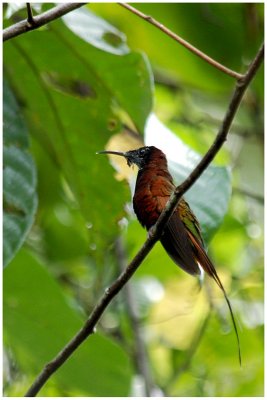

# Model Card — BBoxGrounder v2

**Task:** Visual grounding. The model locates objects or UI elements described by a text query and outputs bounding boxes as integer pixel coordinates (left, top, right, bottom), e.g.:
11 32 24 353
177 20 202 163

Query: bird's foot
147 225 157 240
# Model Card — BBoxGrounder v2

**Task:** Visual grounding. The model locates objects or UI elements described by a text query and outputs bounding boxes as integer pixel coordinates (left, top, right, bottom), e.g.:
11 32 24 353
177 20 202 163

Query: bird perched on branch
98 145 241 364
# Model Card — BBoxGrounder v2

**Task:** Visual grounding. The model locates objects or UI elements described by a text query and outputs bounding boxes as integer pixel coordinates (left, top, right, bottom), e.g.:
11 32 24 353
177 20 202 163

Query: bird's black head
97 146 160 170
123 146 155 169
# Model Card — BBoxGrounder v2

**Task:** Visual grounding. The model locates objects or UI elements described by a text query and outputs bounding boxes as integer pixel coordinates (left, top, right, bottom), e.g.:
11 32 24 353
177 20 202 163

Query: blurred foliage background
3 3 264 397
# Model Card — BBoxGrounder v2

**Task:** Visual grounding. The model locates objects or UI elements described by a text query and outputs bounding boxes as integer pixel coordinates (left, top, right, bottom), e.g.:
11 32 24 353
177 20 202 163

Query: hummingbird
98 145 241 364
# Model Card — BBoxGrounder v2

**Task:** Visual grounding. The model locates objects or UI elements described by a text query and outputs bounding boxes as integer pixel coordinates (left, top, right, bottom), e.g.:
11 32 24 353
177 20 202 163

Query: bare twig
26 3 34 25
3 3 87 42
233 187 264 205
118 3 244 80
24 43 263 397
115 237 155 396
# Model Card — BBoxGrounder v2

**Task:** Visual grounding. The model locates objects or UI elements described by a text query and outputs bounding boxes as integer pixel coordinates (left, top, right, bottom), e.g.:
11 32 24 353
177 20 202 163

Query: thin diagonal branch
24 43 263 397
233 187 264 205
118 3 244 80
3 3 87 42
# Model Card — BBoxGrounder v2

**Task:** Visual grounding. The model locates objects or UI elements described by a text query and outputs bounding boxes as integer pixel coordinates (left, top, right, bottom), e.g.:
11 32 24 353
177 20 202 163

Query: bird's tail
188 231 242 366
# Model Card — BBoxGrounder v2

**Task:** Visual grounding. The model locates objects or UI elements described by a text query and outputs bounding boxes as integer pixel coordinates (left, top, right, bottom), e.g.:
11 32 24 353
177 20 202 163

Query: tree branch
118 3 244 80
24 43 263 397
233 187 264 205
3 3 87 42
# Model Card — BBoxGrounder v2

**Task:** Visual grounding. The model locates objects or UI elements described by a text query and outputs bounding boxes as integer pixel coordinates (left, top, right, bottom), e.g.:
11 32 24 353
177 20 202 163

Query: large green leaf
3 79 38 267
145 114 231 243
3 12 153 258
61 7 153 133
3 249 132 396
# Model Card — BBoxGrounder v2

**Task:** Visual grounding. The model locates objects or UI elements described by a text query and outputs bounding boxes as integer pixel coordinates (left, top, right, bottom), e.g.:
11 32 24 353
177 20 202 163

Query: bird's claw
147 225 156 239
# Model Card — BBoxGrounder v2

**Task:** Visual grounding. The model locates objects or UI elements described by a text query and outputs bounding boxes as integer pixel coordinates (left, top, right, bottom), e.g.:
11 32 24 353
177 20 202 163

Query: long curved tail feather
188 231 242 366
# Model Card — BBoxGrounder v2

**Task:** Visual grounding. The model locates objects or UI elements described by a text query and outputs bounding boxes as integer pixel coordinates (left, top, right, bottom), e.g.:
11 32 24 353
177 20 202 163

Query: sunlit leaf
63 7 129 55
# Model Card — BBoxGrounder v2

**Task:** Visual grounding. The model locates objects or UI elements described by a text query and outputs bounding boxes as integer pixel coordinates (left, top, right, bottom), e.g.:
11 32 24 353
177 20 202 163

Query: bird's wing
161 212 201 276
186 229 222 287
178 198 204 246
177 198 224 286
178 198 225 285
153 191 200 275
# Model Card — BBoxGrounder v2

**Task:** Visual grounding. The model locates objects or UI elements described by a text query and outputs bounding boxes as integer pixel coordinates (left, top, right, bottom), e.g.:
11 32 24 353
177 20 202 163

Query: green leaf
4 30 124 258
4 13 153 258
3 79 38 267
4 249 132 396
61 10 153 132
62 7 129 55
145 115 231 243
89 51 153 134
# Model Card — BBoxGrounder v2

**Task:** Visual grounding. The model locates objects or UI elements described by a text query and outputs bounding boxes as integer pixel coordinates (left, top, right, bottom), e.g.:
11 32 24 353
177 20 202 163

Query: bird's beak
97 150 136 168
96 150 127 158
